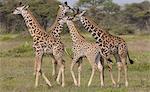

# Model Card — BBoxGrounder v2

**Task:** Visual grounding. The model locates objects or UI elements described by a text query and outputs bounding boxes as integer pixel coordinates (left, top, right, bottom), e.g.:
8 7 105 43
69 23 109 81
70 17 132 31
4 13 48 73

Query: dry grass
0 34 150 92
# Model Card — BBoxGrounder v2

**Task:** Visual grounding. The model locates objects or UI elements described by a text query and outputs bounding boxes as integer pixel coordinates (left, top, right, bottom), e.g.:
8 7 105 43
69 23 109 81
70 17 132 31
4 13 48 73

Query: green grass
0 34 19 41
0 34 150 92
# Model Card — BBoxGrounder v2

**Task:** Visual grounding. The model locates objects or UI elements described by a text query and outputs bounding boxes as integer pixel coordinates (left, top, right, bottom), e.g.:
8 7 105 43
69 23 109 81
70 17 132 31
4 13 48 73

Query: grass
0 33 150 92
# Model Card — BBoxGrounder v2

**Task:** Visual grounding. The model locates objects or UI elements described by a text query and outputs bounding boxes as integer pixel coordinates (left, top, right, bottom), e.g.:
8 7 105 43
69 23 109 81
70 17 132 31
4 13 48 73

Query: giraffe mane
48 7 63 31
68 21 85 40
27 9 45 31
84 16 107 34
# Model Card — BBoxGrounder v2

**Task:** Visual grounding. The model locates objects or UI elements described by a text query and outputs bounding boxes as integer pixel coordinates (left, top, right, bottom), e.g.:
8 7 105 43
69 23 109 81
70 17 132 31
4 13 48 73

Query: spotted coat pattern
74 14 134 87
59 17 104 87
12 4 73 87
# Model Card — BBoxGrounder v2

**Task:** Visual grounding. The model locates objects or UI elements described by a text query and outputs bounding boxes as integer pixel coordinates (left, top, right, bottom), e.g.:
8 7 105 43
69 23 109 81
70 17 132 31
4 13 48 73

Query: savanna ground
0 33 150 92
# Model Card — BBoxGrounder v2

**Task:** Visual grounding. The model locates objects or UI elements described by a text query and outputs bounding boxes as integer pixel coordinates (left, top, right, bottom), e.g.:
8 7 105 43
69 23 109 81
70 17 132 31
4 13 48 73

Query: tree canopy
0 0 149 34
0 0 60 33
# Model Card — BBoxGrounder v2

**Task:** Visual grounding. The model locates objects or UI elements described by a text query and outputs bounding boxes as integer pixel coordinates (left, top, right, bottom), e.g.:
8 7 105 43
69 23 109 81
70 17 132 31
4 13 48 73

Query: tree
124 1 150 31
0 0 60 33
103 0 120 14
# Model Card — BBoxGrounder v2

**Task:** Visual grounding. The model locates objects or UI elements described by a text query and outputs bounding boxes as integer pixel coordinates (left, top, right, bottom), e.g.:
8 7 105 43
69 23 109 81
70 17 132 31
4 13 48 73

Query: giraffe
58 16 104 87
12 3 73 87
72 9 134 87
48 2 74 78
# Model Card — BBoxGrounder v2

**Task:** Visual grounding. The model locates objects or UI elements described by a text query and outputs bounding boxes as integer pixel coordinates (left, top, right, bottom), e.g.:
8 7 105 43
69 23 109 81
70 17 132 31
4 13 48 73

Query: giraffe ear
73 8 79 15
64 1 68 5
80 10 86 16
23 5 29 9
19 2 23 6
77 8 80 14
59 5 62 8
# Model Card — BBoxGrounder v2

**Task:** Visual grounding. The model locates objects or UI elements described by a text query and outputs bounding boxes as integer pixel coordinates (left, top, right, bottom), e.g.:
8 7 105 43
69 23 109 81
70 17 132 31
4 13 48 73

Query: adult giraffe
48 1 74 81
13 2 73 87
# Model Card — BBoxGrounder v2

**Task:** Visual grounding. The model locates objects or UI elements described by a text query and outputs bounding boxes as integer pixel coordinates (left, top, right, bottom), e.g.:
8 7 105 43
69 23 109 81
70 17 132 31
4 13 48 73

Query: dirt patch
128 39 150 52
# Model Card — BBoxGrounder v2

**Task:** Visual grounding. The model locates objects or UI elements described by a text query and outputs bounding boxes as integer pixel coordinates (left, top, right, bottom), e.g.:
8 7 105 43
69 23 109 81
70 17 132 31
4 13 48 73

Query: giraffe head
58 2 74 17
72 8 86 21
13 4 29 15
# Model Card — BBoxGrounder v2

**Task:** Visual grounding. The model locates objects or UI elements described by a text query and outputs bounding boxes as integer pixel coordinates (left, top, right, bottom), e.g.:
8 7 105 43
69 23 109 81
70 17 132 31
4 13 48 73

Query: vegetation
77 0 150 34
0 34 150 92
0 0 150 92
0 0 60 33
0 0 150 34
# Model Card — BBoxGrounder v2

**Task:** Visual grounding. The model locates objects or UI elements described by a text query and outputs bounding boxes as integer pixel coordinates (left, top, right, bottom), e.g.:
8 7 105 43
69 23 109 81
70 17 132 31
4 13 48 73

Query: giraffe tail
65 48 73 59
127 51 134 64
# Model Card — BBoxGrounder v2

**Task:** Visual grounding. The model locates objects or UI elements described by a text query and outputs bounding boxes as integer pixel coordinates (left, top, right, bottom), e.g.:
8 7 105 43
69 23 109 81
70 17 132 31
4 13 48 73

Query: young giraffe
48 2 74 78
13 3 73 87
73 9 134 87
59 16 104 87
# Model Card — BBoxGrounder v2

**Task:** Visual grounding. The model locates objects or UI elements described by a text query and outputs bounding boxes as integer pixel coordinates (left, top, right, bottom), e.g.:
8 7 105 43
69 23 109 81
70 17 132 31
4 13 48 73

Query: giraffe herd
12 2 134 88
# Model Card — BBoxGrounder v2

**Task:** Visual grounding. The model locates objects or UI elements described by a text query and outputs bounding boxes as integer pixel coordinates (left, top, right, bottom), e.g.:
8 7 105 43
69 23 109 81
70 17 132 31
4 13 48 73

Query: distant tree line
0 0 150 34
0 0 60 33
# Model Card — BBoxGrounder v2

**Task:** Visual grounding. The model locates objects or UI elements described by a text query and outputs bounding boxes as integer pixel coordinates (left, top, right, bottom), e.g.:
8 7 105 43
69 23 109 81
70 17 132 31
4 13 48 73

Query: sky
113 0 149 5
58 0 150 6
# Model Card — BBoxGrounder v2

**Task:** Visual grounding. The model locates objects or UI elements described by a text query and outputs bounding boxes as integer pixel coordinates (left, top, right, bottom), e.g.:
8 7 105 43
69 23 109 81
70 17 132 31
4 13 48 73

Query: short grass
0 33 150 92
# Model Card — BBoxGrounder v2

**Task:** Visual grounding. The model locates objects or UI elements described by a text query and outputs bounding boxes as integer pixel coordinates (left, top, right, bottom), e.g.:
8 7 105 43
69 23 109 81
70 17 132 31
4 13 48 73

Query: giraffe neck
49 8 65 40
80 16 109 42
66 21 85 42
22 9 45 37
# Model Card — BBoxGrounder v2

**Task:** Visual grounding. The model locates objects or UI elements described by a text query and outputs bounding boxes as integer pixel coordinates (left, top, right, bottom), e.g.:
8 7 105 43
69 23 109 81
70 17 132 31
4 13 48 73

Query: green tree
103 0 120 14
0 0 60 33
124 1 150 31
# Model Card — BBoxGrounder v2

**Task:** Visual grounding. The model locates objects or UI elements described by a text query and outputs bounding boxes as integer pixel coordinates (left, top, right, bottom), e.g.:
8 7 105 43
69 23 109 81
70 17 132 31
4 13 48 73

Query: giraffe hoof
52 73 55 77
74 81 78 86
125 82 128 87
33 72 36 76
117 84 120 88
77 84 80 87
56 80 61 85
74 84 78 87
34 84 38 88
62 84 65 87
57 81 61 85
74 83 78 87
113 84 117 88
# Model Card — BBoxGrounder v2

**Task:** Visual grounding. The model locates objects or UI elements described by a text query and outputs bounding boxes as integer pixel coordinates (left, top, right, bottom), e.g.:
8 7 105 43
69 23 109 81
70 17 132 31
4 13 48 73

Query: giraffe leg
70 60 78 86
61 61 65 87
114 54 122 87
42 72 52 87
97 58 104 87
56 59 65 87
35 54 42 87
88 66 95 87
56 65 61 85
121 56 128 87
33 58 37 76
51 57 57 77
117 61 122 87
108 62 116 87
77 60 82 87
